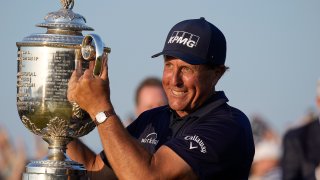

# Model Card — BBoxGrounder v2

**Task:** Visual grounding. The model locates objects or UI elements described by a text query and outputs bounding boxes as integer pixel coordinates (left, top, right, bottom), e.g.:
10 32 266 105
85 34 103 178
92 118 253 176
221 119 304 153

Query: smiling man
67 17 254 180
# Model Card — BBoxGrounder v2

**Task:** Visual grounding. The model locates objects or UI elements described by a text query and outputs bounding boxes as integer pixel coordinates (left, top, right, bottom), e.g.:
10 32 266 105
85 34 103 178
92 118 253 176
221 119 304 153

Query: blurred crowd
0 127 26 180
0 129 47 180
248 79 320 180
1 77 320 179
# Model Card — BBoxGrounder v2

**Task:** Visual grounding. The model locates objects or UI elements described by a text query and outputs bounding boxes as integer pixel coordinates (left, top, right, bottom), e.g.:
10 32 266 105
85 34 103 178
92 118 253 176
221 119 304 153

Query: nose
171 69 183 88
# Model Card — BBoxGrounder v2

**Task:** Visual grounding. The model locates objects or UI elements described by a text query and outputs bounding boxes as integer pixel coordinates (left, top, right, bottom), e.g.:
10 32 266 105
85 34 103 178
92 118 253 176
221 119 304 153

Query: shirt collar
169 91 229 119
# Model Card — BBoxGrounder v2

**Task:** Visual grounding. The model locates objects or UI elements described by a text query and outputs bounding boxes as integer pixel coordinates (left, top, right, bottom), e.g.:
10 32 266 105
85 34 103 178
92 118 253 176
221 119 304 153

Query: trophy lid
17 0 94 46
36 0 94 32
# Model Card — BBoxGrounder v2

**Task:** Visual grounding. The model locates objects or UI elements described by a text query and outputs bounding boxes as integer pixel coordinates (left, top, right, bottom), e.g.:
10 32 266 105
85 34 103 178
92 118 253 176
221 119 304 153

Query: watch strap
94 110 116 126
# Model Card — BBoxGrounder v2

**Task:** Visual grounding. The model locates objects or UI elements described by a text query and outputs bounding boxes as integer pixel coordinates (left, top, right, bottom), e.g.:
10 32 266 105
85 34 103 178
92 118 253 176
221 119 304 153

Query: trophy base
23 159 88 180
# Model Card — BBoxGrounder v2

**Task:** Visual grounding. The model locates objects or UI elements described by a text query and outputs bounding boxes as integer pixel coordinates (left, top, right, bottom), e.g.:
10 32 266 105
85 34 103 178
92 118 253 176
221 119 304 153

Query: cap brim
151 52 163 58
151 50 207 65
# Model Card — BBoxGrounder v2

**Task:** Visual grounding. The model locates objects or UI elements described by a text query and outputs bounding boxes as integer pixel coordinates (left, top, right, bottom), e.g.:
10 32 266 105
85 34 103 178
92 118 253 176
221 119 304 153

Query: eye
181 66 192 73
164 62 173 69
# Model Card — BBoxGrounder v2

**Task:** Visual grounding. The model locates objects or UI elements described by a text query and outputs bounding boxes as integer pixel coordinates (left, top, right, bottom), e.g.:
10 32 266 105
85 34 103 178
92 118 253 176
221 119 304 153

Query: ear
213 66 226 81
207 67 221 89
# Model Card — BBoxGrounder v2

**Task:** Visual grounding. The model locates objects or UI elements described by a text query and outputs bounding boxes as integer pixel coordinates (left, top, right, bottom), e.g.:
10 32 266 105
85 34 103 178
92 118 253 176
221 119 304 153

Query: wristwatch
94 110 115 126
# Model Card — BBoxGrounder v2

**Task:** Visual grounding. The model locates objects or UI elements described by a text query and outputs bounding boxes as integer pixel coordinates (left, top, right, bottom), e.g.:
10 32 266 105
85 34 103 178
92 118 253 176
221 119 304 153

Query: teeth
172 90 185 96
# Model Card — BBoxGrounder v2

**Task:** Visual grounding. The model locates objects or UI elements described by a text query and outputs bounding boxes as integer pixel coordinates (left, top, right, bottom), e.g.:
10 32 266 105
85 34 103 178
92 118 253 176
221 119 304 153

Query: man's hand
67 54 113 119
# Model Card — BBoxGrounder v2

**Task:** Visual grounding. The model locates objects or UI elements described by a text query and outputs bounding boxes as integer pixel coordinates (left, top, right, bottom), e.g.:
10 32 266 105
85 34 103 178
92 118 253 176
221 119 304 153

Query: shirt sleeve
164 114 248 179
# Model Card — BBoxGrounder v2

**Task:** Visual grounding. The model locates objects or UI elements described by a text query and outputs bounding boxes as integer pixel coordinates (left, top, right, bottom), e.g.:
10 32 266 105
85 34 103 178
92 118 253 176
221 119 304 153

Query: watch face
96 112 107 123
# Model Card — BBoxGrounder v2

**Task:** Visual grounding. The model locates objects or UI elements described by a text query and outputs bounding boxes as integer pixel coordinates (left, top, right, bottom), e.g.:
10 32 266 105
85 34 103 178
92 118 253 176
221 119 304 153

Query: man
250 116 282 180
281 79 320 180
67 17 254 179
0 126 26 180
134 77 167 117
123 77 167 127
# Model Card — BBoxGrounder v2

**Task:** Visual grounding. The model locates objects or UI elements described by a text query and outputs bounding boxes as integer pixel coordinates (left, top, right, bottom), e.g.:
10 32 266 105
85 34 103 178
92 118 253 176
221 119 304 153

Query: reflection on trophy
16 0 110 179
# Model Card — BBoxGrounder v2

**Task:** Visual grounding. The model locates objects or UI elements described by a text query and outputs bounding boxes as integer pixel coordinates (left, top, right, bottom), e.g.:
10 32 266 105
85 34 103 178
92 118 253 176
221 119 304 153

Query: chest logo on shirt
184 135 207 153
141 132 159 145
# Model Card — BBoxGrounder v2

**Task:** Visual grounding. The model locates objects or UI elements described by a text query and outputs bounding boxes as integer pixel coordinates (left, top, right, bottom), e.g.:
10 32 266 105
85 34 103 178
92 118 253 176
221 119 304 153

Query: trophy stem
43 136 71 161
23 136 88 180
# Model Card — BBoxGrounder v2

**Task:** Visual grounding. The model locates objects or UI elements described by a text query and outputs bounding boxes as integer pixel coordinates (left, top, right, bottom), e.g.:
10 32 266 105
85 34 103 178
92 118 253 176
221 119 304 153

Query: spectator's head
253 140 281 163
135 77 167 116
251 115 271 144
251 140 281 177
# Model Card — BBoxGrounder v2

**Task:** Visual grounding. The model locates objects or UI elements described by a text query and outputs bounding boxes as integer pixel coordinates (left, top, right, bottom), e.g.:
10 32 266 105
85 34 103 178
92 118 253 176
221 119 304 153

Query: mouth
171 89 187 97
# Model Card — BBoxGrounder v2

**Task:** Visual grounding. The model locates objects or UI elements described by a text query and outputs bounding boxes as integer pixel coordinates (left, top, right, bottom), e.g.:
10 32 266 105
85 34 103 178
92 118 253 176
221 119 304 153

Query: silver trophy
16 0 109 179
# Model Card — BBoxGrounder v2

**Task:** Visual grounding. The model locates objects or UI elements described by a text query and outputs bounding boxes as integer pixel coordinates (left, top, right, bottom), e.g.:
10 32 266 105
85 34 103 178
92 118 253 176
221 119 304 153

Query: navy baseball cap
152 17 226 65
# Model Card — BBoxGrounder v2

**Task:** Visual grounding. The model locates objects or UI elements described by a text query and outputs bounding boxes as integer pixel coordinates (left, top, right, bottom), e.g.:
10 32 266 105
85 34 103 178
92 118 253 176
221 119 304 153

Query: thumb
100 53 109 81
69 70 80 85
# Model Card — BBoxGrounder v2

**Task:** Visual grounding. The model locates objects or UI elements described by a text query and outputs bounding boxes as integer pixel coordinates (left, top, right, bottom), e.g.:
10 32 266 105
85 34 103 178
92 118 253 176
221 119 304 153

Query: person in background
0 126 26 180
0 125 48 180
134 77 168 117
123 77 168 127
250 116 282 180
281 79 320 180
67 17 254 179
33 136 49 160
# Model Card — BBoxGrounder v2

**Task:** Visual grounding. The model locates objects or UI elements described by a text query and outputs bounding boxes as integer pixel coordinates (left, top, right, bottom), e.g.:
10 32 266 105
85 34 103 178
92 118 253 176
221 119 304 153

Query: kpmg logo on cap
168 31 200 48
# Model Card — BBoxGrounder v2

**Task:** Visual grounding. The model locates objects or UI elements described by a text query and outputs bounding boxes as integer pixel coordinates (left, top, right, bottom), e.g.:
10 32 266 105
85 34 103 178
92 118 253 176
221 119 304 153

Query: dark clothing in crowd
282 118 320 180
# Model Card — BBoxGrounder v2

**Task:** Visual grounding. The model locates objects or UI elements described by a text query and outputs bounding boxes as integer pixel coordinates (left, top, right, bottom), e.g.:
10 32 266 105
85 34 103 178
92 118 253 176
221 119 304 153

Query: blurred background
0 0 319 159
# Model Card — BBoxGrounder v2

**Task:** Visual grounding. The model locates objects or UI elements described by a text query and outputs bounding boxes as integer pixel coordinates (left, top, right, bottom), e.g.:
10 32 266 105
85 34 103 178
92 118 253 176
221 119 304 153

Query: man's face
136 86 167 116
162 56 221 117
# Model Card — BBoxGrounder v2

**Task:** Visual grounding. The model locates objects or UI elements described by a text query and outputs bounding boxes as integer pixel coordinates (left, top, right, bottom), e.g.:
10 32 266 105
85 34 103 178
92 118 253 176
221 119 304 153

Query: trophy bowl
16 0 109 179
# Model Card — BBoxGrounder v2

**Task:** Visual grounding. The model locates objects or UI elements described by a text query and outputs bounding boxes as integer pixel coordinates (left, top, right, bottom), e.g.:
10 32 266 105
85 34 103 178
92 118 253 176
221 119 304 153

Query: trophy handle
81 34 110 76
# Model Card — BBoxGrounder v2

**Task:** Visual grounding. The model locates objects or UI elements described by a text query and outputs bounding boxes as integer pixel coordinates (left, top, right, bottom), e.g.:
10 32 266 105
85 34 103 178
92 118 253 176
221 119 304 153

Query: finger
86 61 95 77
75 58 83 74
100 53 109 81
89 61 95 71
68 71 80 86
83 68 94 79
67 71 80 102
75 48 83 72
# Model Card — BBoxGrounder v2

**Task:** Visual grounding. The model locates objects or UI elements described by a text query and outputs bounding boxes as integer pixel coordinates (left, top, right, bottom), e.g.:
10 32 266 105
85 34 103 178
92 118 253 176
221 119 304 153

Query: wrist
93 109 116 126
88 101 114 120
